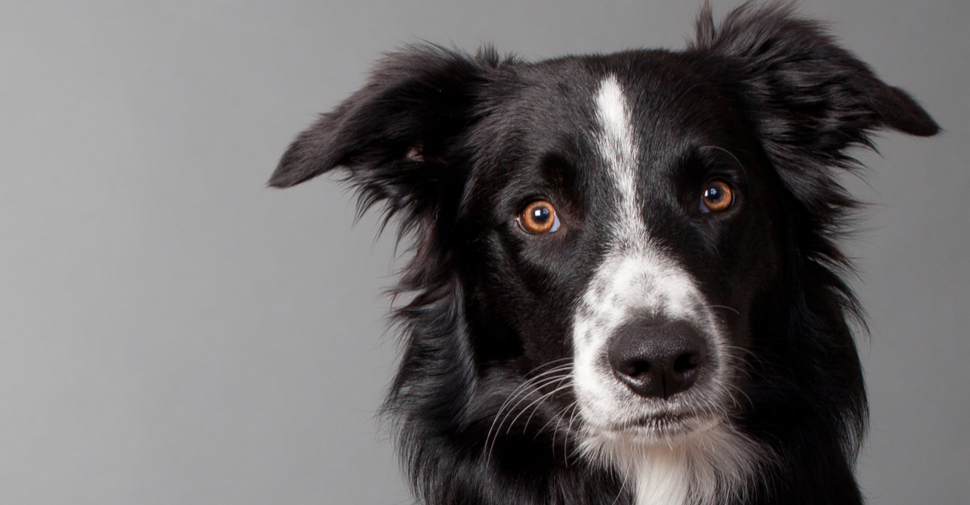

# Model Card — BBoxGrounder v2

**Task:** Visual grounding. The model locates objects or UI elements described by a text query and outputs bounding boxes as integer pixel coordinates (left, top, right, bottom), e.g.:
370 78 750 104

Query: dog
269 3 938 504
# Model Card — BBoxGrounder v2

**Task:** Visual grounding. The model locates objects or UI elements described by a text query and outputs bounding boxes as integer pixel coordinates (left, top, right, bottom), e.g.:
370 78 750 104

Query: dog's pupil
705 186 722 202
532 207 550 222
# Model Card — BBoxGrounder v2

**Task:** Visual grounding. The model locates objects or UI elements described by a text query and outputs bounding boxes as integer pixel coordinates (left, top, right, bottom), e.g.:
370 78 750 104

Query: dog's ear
270 45 504 224
691 3 939 208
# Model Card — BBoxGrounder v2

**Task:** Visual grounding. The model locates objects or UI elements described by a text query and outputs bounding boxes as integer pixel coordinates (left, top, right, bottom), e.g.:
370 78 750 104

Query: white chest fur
630 446 691 505
593 425 763 505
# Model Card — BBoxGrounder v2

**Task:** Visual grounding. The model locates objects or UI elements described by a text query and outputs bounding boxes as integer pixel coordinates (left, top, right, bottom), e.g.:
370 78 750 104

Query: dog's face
270 6 938 494
454 59 779 453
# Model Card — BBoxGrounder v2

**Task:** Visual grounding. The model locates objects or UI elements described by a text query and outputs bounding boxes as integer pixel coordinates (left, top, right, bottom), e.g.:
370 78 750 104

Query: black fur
270 3 938 504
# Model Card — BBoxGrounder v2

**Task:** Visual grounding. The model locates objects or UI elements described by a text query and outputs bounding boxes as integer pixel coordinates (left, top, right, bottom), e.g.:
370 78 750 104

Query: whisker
497 370 572 426
565 403 583 465
546 401 574 458
721 344 765 370
707 303 740 316
522 380 574 434
487 376 566 460
609 466 629 505
726 382 756 409
488 364 573 438
521 358 573 378
484 365 574 463
507 377 573 435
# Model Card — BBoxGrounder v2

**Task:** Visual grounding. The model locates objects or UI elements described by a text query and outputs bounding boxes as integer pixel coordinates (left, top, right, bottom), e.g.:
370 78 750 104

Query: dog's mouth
587 409 719 443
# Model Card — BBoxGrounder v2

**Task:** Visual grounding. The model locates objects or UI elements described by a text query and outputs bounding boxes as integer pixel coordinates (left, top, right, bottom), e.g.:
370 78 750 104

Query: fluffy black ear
270 45 506 225
691 2 940 209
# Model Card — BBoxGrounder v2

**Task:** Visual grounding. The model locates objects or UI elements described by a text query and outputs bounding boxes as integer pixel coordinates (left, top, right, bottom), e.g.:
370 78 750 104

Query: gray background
1 1 966 504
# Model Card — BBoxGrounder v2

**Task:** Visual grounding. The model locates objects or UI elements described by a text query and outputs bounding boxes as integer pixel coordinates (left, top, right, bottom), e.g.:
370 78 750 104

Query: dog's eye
518 200 561 235
700 180 734 214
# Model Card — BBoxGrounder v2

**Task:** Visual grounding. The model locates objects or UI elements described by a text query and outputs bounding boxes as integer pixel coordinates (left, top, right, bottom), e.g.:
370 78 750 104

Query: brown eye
700 180 734 213
518 200 561 235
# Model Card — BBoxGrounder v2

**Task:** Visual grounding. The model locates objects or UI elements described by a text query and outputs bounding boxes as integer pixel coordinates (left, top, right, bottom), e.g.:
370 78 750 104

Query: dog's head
271 2 937 483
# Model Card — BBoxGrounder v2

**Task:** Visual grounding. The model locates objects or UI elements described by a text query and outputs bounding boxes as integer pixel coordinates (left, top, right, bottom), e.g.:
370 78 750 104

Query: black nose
607 319 708 400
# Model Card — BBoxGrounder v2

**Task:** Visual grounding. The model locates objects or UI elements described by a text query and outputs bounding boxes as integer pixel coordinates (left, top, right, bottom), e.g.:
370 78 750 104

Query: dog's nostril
607 319 708 400
673 352 702 373
617 359 652 378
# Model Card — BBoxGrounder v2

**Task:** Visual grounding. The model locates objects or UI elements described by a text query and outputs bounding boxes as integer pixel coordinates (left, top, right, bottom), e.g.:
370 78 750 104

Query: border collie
270 3 938 504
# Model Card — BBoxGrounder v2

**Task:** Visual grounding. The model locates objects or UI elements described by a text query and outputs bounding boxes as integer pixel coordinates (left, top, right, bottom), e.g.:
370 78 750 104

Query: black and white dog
270 3 938 504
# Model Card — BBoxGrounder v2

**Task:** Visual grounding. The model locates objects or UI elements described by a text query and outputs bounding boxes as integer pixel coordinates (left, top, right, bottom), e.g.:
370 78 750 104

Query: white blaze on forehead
594 74 641 242
595 75 637 172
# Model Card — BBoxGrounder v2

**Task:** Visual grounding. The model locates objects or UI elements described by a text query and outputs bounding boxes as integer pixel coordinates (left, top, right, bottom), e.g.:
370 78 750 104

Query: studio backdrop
1 1 966 504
